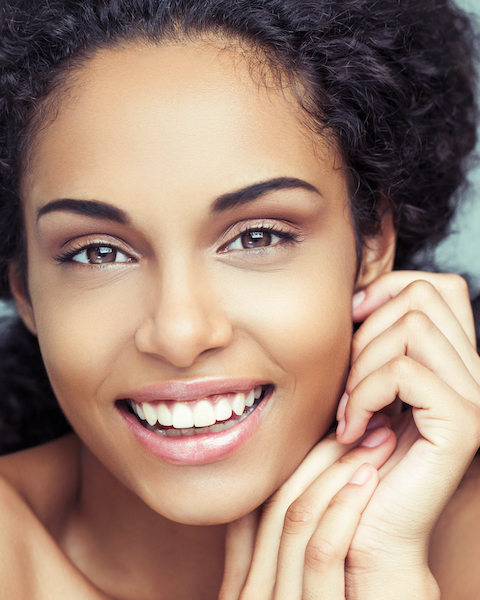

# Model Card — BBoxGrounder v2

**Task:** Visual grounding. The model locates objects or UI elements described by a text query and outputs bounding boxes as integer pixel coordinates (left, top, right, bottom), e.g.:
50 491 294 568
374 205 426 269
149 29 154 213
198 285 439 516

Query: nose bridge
135 255 233 368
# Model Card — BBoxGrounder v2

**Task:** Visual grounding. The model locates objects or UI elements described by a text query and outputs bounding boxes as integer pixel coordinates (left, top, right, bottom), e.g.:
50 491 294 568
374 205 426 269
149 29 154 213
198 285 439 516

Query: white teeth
193 400 217 427
172 402 194 429
246 389 255 407
215 398 233 421
157 403 173 427
232 392 246 416
132 385 266 432
143 402 158 426
136 403 146 421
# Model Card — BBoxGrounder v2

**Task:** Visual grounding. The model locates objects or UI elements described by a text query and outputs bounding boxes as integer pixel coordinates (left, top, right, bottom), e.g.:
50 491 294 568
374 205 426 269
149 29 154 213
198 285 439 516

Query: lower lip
118 391 271 465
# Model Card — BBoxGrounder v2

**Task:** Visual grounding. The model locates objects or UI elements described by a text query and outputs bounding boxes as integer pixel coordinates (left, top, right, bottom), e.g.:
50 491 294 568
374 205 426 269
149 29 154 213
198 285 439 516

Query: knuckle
284 498 318 533
399 309 433 333
444 273 469 295
305 536 340 569
406 278 438 302
387 354 412 379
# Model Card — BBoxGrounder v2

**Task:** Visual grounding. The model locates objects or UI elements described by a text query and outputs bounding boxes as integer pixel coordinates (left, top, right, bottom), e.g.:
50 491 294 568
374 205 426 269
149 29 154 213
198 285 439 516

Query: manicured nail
352 290 366 311
360 427 390 448
336 416 346 437
349 463 374 485
336 392 349 421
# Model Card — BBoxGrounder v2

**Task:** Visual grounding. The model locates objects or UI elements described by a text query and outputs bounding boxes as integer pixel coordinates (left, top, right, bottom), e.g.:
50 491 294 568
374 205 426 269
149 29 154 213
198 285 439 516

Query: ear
355 211 396 291
8 263 37 335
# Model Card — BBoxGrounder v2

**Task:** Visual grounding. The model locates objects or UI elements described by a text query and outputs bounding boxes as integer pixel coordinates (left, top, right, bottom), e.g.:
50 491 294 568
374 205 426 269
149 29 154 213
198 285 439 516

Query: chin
154 492 263 526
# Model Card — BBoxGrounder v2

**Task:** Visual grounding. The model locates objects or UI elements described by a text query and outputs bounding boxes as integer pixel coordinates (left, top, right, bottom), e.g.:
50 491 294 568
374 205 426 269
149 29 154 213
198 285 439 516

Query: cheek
223 251 354 372
222 254 354 431
218 269 353 497
30 273 142 412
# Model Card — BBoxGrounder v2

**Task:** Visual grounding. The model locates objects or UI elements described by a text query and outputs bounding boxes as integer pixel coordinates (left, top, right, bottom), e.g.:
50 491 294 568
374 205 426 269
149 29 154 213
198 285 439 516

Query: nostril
134 305 233 368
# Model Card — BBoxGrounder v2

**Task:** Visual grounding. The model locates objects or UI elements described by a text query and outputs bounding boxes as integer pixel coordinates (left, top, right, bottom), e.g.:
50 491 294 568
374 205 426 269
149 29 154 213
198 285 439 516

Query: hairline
17 28 363 296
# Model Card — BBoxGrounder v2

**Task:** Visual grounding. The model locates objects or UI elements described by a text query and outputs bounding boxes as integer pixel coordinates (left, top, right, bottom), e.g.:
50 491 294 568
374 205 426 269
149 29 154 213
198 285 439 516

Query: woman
0 0 479 598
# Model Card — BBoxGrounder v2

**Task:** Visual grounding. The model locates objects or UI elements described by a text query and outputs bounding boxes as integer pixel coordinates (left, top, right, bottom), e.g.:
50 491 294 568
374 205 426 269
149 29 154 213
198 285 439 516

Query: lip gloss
117 379 272 465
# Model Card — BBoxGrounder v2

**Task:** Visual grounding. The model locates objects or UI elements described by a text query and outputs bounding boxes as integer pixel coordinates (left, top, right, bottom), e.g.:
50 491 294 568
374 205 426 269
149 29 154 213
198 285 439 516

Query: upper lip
120 378 267 403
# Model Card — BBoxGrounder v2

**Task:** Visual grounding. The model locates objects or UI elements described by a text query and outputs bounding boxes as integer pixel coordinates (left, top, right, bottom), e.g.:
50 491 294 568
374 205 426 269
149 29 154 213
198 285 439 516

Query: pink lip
117 378 272 465
121 377 266 403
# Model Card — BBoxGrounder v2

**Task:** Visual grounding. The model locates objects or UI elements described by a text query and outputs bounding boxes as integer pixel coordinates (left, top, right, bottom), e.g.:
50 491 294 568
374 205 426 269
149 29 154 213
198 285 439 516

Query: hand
219 424 397 599
339 272 480 599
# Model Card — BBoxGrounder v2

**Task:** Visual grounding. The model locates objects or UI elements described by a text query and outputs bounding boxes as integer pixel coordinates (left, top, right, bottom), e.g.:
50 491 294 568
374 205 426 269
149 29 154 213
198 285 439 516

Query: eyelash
220 224 299 253
54 243 133 265
54 224 299 266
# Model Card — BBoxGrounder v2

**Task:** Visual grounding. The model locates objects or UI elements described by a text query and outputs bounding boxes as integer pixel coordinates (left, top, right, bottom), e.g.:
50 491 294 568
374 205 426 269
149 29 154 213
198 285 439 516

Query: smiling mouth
125 384 271 437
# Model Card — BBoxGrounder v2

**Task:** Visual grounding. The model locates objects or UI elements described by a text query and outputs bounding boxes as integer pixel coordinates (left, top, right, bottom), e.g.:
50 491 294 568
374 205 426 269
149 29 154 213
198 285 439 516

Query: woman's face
18 42 358 524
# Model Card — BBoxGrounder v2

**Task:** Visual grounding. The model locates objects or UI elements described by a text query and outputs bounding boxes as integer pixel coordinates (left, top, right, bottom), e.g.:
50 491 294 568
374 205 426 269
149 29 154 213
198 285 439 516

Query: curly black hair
0 0 478 452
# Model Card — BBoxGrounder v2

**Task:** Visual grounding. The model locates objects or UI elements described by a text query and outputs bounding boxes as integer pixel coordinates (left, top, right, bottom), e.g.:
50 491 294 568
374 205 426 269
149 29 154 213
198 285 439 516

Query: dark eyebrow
211 177 321 213
36 178 319 222
36 199 129 225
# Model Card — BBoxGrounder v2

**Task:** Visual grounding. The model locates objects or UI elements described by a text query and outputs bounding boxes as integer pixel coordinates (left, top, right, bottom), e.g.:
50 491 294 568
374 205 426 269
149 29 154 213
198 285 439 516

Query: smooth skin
1 40 480 599
218 271 480 600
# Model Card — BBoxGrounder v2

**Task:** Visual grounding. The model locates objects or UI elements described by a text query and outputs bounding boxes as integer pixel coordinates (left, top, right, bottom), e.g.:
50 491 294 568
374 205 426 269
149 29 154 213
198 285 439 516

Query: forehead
22 42 345 215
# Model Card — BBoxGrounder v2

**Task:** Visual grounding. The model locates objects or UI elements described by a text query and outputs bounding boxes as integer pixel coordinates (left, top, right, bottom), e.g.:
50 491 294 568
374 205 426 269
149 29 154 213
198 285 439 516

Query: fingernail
336 392 349 421
360 427 390 448
349 463 374 485
352 290 366 311
336 416 346 437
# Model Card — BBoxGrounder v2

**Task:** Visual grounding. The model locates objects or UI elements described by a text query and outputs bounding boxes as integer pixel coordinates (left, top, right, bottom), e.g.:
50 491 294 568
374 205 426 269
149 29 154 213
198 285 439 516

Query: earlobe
355 211 396 291
8 263 37 335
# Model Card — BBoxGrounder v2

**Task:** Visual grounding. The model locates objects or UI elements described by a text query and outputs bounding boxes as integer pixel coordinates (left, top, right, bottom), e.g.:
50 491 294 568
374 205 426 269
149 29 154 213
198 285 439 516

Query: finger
301 464 379 600
353 272 475 347
219 510 260 600
346 310 480 406
351 279 479 378
243 436 357 596
338 355 480 453
274 428 395 600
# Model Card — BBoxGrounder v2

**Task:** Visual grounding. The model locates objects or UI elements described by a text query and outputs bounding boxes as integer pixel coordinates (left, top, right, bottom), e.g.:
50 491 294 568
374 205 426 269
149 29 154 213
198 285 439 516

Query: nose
134 267 233 369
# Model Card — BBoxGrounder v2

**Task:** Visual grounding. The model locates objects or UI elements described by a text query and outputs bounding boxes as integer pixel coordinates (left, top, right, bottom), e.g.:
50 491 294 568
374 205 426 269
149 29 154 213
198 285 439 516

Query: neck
60 443 226 600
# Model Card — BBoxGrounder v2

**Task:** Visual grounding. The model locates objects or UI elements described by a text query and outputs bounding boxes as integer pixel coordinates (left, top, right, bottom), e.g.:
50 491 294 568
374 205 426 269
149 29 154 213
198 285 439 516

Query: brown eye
222 228 291 253
87 246 116 264
241 231 272 248
70 245 131 264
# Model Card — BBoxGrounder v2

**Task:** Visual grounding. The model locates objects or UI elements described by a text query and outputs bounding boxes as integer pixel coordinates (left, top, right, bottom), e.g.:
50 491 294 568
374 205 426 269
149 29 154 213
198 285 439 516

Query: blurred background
424 0 480 290
1 0 480 319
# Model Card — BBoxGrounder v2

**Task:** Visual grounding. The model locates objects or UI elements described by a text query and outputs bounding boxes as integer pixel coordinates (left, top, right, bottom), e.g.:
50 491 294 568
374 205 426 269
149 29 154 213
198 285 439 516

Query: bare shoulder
430 453 480 599
0 434 81 530
0 473 44 597
0 435 109 599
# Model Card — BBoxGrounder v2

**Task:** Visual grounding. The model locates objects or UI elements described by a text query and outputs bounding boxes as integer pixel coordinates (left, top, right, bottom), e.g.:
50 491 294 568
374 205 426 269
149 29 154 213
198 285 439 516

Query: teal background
1 0 480 318
433 0 480 288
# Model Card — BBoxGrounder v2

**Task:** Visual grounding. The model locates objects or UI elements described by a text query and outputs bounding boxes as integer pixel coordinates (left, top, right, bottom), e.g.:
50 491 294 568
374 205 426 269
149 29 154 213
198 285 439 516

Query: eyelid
72 246 132 264
54 235 138 264
217 219 300 252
